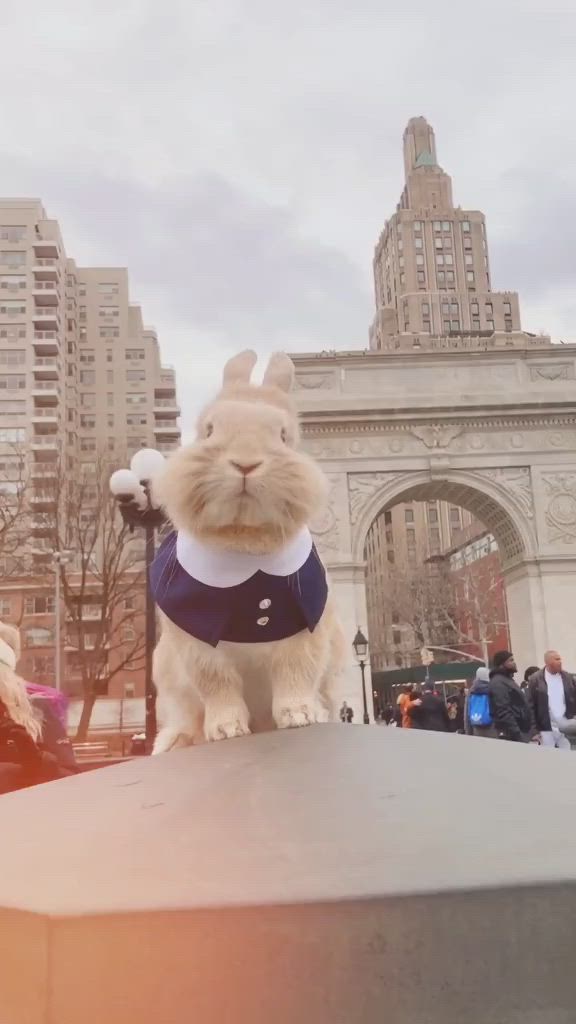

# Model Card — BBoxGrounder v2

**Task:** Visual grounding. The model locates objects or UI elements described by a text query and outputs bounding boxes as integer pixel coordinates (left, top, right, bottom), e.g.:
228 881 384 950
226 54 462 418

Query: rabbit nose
230 460 262 476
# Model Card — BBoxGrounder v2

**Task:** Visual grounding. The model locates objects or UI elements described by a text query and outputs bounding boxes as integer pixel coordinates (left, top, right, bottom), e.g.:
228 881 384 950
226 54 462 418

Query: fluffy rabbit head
157 350 327 553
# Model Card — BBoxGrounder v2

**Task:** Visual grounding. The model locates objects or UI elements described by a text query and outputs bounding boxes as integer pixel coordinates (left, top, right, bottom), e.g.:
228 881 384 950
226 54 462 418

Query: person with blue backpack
466 667 497 738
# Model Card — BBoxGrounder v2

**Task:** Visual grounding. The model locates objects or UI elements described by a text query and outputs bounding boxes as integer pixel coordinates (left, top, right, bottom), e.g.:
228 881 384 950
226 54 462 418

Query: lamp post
352 626 370 725
109 448 168 754
53 549 74 693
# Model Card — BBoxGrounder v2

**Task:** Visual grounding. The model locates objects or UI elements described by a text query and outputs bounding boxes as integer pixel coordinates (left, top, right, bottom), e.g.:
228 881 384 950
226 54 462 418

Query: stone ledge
1 725 575 1023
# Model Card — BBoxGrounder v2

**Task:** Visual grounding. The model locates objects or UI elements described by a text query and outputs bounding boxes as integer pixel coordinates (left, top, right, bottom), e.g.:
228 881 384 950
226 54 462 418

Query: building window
32 655 54 676
450 507 461 525
0 598 11 618
433 221 441 231
435 254 444 266
406 528 416 544
421 302 430 315
0 350 25 365
80 351 95 363
126 349 145 361
399 272 405 285
466 271 475 283
443 319 451 331
445 254 453 265
393 630 402 646
428 507 438 524
462 220 471 232
451 320 460 331
0 374 25 390
505 320 513 332
442 221 451 231
472 318 481 330
80 370 95 385
80 414 95 428
123 596 136 610
465 254 473 265
416 254 424 266
80 393 95 408
25 595 55 615
0 251 26 267
450 302 459 315
413 220 422 231
435 238 443 250
446 271 455 283
417 271 425 284
99 306 119 318
0 303 26 315
98 282 119 295
464 237 472 250
0 226 26 242
25 627 54 648
387 550 395 564
503 302 512 315
487 319 495 331
0 325 26 342
471 302 479 314
414 237 423 249
99 328 119 339
126 393 147 405
124 682 136 698
485 303 493 315
404 508 414 523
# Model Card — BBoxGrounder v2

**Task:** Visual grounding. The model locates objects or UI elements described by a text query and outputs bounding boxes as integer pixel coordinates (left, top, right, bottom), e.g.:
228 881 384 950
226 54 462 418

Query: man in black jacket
489 651 533 743
409 680 451 733
527 651 576 750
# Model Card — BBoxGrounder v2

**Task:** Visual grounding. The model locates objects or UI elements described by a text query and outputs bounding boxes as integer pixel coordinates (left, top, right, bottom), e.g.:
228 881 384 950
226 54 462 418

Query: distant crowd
341 649 576 749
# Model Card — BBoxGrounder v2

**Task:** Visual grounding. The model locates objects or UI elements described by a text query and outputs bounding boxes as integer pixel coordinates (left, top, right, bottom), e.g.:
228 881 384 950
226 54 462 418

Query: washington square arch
290 117 576 722
294 338 576 721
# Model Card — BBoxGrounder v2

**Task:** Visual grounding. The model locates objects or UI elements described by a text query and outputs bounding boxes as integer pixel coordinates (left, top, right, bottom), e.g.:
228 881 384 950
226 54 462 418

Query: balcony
30 491 57 509
32 283 59 306
32 382 60 403
33 259 60 281
153 399 180 416
33 356 61 379
33 330 60 355
31 436 59 451
31 465 58 481
33 237 59 259
154 423 181 437
31 516 56 535
32 307 60 329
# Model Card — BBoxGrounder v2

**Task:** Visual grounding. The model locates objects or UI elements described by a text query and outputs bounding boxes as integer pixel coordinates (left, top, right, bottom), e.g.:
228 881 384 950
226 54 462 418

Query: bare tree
0 446 32 580
40 454 147 740
374 547 508 668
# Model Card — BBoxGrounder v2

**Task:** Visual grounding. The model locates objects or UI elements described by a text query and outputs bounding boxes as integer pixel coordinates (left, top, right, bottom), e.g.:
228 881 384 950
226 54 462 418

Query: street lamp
352 626 370 725
110 448 168 753
53 549 74 693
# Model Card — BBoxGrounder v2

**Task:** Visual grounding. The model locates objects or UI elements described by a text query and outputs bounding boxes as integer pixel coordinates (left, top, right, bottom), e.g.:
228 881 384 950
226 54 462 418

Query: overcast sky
1 0 574 437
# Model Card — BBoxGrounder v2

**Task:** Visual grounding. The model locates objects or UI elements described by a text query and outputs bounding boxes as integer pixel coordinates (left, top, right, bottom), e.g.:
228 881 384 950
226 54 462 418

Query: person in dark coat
409 681 451 733
0 698 68 792
29 694 78 773
489 651 533 743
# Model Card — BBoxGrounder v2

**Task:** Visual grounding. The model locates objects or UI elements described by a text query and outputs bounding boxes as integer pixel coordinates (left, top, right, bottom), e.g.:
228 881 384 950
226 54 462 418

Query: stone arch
350 468 537 568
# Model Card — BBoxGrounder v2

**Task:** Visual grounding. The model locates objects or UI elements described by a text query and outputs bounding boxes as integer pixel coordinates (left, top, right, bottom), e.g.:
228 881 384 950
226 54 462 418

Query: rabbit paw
153 728 195 755
274 701 329 730
204 704 251 742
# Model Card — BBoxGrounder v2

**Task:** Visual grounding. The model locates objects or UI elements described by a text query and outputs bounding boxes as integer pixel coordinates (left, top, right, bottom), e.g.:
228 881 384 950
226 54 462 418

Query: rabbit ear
222 349 257 388
262 352 295 393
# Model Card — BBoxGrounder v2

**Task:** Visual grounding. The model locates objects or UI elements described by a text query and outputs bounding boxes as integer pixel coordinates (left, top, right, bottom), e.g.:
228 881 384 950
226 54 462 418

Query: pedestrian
397 684 421 728
446 684 466 733
0 623 73 794
339 701 354 724
465 667 497 738
527 651 576 750
521 666 539 694
489 650 533 743
409 680 451 732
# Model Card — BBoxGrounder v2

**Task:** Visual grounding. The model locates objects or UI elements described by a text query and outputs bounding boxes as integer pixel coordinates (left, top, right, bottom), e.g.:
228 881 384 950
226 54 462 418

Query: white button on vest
256 616 269 626
259 598 271 610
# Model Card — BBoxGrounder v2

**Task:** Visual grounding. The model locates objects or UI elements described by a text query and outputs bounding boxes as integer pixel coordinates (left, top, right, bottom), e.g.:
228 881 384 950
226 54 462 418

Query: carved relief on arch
348 472 399 526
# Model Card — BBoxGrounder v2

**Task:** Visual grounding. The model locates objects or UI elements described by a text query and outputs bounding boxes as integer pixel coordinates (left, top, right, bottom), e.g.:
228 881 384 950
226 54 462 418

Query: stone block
0 725 575 1023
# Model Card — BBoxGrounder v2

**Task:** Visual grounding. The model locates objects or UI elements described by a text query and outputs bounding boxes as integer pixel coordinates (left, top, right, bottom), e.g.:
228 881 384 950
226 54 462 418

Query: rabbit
149 349 345 751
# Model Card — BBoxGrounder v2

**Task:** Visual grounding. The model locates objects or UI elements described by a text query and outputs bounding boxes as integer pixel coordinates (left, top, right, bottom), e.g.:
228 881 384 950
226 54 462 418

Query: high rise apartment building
0 199 180 693
365 118 514 671
369 116 521 350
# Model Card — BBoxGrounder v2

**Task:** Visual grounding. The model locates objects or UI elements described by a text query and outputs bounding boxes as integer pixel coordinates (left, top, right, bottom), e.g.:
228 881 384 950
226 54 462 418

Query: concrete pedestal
1 725 576 1023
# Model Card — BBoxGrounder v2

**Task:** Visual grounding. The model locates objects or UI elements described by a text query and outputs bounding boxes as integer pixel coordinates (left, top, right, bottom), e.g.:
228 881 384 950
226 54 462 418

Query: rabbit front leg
268 631 330 730
185 640 251 742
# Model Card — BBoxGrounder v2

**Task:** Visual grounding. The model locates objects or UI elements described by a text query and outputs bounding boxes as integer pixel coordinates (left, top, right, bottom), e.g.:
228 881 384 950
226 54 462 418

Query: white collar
176 527 312 588
0 637 16 671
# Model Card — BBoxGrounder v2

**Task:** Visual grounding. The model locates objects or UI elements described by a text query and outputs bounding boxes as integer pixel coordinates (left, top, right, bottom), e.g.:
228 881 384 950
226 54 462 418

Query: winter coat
488 670 533 742
0 699 70 790
527 669 576 733
410 692 451 733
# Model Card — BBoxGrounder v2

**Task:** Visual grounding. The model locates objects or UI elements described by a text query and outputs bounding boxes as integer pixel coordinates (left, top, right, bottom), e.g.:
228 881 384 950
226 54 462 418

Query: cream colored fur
152 349 345 751
0 621 42 742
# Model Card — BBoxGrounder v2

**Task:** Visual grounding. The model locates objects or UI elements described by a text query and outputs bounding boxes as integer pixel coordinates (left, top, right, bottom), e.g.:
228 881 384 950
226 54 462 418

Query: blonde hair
0 622 42 742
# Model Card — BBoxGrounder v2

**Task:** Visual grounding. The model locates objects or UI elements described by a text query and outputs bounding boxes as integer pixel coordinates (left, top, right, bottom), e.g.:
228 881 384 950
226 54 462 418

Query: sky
1 0 575 438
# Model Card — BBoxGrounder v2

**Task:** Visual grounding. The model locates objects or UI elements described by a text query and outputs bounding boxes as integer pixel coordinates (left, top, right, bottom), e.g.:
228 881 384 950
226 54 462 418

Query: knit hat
492 650 514 669
474 667 490 683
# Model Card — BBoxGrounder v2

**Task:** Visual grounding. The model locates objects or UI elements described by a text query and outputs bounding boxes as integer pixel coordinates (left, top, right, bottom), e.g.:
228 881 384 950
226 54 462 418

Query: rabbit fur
151 349 345 751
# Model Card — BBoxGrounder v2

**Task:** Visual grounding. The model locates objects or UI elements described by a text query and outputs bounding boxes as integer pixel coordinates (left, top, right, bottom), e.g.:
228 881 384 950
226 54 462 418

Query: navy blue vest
150 531 328 647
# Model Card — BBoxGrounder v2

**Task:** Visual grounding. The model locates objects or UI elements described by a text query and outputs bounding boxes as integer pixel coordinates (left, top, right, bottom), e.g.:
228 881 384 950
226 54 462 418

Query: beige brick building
0 199 180 696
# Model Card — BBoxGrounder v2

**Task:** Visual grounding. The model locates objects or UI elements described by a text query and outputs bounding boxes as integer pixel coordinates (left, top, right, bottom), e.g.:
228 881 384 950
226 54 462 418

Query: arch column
327 561 375 724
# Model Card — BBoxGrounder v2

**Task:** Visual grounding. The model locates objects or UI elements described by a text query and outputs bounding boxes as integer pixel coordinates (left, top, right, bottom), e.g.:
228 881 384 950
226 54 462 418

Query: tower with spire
370 117 521 349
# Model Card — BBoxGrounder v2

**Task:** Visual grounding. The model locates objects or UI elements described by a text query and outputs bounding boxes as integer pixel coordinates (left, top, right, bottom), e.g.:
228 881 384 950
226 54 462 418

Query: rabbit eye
280 427 287 443
205 422 214 438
